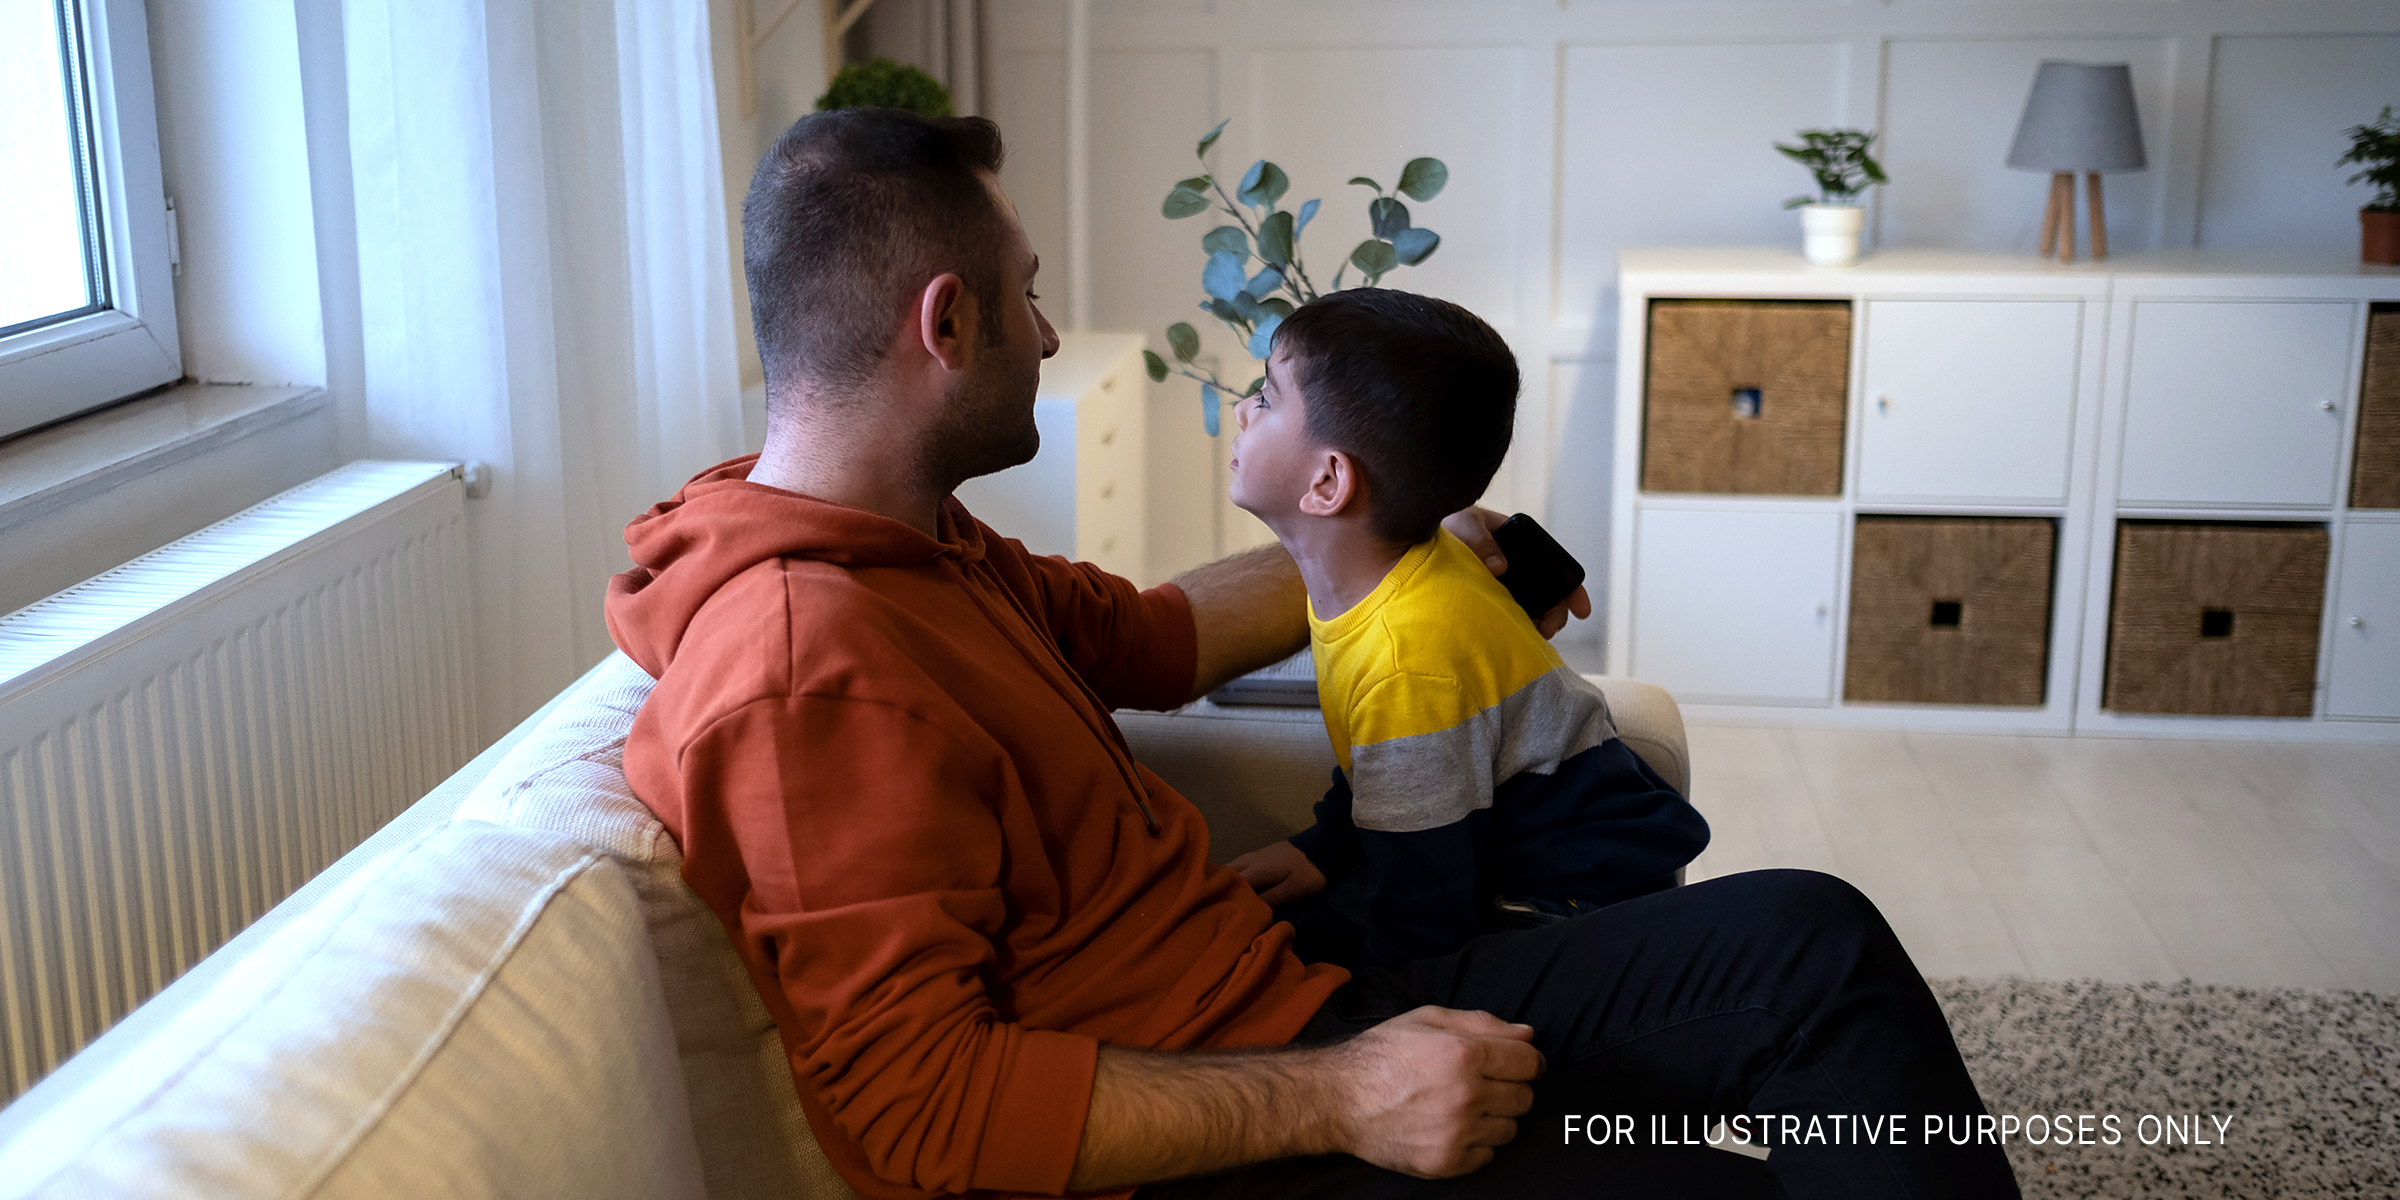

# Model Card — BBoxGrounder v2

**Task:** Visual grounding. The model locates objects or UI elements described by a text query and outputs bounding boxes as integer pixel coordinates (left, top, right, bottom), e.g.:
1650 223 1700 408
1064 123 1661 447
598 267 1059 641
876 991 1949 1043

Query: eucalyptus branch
1156 123 1447 431
1207 176 1266 244
1203 169 1322 300
1169 363 1229 389
1281 252 1320 305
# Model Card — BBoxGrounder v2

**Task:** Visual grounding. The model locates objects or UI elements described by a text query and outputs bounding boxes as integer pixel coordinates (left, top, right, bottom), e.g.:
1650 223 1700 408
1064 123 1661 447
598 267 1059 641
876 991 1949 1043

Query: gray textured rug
1929 977 2399 1198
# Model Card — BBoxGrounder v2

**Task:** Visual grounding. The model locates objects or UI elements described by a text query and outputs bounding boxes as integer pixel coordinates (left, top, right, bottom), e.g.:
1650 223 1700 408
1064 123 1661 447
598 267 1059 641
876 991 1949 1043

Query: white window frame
0 0 179 439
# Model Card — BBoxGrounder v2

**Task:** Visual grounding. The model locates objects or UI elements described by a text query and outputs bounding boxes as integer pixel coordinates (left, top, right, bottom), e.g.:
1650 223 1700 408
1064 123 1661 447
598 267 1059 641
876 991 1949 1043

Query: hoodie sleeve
673 694 1098 1197
1011 548 1198 712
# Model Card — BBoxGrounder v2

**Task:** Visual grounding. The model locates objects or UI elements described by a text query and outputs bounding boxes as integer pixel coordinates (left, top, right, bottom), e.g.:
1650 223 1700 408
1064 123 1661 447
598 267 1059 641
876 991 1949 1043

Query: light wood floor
1680 724 2400 993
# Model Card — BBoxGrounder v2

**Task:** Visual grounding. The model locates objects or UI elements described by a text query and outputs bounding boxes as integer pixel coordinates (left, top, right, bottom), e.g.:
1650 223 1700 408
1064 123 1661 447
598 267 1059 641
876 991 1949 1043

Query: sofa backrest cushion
455 652 855 1200
0 822 703 1200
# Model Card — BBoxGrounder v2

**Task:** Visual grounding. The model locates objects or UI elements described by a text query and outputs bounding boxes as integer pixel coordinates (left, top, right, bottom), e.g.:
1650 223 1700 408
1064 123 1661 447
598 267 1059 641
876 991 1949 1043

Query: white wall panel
1880 38 2175 254
1555 41 1846 330
1547 358 1617 654
988 49 1071 318
1245 47 1529 327
1090 50 1219 350
2198 35 2400 252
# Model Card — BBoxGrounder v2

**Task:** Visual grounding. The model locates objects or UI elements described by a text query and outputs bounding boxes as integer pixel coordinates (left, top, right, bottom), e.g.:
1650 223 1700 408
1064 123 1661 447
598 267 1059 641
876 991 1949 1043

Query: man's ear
1298 449 1364 518
914 273 971 372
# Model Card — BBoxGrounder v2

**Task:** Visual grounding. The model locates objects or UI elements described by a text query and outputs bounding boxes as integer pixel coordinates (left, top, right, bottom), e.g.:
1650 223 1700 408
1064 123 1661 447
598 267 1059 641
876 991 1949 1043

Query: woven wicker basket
1844 517 2054 706
1642 300 1850 495
2104 522 2328 717
2352 304 2399 510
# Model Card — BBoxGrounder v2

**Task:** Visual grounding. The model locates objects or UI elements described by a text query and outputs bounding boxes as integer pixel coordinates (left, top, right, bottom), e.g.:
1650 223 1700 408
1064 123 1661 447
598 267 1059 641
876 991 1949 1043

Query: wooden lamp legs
2040 171 2110 263
2040 173 2061 258
2086 171 2108 259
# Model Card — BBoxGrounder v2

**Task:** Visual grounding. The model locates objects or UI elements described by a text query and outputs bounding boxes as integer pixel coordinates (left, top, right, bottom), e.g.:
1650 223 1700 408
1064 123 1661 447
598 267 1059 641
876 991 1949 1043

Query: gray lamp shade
2006 61 2148 173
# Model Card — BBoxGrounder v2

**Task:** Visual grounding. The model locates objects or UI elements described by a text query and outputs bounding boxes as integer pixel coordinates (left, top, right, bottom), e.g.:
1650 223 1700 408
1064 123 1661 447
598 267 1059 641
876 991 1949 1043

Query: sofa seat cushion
455 652 855 1200
0 822 702 1200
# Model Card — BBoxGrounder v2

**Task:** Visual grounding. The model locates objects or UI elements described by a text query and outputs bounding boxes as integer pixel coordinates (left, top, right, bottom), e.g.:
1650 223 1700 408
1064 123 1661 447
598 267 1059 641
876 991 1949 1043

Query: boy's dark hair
1275 289 1519 543
742 109 1008 403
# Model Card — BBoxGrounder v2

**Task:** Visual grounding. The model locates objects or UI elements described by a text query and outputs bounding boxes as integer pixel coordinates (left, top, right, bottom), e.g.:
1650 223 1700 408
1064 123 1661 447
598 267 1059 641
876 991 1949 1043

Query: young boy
1225 288 1709 971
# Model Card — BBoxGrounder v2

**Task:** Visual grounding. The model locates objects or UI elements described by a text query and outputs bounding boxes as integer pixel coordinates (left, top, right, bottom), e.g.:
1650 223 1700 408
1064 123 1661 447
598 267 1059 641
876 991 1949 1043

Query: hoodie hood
606 454 990 676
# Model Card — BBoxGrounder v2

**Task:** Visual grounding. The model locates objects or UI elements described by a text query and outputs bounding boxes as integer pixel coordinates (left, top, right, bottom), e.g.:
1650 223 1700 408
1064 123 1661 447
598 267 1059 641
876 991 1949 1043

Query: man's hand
1068 1005 1544 1190
1330 1007 1545 1178
1442 507 1592 640
1227 840 1327 906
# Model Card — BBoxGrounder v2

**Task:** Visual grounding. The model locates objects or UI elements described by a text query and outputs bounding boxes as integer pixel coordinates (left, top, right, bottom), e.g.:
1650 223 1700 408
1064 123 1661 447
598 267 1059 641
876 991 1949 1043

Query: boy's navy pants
1142 869 2022 1199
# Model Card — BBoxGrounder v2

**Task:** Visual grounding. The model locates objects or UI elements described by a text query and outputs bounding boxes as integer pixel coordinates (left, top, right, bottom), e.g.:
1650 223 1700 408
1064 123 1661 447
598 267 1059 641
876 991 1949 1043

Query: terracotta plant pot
2366 210 2400 266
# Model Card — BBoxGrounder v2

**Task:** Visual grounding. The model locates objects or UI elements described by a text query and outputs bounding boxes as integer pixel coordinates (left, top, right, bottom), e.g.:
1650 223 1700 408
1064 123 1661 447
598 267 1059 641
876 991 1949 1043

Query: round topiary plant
815 57 954 117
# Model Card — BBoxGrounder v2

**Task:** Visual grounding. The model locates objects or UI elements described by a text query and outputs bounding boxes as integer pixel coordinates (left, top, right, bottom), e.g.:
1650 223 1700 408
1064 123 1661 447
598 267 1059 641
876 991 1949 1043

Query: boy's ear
1298 448 1364 519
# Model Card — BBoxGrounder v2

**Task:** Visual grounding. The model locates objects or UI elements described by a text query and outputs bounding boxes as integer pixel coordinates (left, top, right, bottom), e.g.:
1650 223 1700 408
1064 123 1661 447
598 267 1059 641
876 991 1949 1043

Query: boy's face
1226 347 1323 523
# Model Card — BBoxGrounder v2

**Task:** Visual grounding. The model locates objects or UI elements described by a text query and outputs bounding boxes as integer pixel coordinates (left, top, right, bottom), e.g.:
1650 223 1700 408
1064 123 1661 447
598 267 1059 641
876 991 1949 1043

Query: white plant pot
1799 204 1865 266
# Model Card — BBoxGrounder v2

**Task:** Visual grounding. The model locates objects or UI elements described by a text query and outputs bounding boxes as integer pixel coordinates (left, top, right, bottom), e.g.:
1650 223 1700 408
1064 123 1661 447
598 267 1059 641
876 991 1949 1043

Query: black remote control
1488 513 1586 622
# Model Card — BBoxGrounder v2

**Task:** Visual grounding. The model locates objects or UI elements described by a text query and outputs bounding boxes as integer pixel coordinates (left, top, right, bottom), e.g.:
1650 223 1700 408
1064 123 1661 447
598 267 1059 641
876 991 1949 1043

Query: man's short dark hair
1275 289 1519 544
743 109 1008 401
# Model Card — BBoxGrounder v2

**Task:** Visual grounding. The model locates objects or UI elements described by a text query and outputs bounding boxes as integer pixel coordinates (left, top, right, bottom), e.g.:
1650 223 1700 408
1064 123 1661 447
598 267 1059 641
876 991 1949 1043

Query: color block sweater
607 456 1345 1200
1289 530 1710 969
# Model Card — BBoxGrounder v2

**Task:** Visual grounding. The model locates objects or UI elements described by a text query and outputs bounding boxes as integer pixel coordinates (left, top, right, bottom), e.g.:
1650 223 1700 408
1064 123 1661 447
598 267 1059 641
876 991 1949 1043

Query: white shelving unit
1608 248 2400 740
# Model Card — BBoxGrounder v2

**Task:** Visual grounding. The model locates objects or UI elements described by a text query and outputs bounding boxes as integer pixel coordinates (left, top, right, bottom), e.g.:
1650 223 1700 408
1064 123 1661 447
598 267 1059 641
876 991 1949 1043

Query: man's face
1227 347 1323 524
925 180 1059 491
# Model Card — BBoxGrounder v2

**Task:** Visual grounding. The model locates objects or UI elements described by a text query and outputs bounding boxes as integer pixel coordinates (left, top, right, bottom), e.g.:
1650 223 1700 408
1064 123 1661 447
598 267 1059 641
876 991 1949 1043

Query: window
0 0 177 439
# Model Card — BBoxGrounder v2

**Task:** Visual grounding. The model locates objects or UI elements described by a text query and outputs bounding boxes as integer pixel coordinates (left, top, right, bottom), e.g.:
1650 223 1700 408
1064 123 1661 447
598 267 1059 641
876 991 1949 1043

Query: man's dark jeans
1143 869 2021 1199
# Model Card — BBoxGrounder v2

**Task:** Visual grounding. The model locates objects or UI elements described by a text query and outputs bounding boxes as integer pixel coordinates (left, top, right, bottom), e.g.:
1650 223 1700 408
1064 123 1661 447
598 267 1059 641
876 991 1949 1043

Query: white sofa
0 653 1690 1200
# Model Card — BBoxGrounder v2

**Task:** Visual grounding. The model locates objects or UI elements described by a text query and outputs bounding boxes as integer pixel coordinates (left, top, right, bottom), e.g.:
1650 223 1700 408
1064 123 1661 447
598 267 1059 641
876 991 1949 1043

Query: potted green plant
1777 129 1887 266
2339 106 2400 265
815 57 953 116
1142 120 1449 433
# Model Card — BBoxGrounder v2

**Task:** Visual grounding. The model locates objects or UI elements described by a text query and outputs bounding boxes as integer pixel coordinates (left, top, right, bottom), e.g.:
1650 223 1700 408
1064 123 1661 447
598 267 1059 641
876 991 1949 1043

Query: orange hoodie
607 456 1347 1200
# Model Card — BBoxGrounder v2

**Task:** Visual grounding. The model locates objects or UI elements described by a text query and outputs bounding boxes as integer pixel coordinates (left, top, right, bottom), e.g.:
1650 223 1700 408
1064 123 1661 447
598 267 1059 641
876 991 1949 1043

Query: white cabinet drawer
1630 507 1842 704
2327 522 2400 719
1858 300 2081 504
2119 302 2353 507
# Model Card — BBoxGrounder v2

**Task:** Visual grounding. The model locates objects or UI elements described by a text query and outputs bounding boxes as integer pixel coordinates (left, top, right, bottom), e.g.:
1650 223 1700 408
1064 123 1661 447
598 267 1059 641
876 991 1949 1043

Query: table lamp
2006 61 2147 262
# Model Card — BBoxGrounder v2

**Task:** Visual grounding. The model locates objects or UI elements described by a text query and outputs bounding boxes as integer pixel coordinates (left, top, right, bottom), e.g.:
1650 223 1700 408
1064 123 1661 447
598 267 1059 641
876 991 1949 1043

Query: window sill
0 383 330 535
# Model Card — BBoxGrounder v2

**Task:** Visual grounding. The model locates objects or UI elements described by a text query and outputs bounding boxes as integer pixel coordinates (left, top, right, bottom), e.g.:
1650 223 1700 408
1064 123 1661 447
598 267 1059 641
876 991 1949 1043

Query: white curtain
343 0 745 737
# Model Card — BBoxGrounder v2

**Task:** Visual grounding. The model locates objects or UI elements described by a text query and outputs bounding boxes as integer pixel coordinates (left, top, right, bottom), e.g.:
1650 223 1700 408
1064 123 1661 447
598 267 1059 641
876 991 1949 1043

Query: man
607 108 2019 1200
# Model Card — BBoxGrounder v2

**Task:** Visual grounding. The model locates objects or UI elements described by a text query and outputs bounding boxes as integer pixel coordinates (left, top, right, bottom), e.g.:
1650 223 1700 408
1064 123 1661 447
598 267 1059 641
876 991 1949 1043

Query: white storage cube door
1630 507 1842 704
1858 300 2081 504
2327 522 2400 719
2119 302 2354 507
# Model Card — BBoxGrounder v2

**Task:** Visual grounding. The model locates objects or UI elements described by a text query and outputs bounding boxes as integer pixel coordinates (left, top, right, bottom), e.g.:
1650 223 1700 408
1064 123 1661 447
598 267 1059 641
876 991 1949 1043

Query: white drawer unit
1610 248 2398 740
2327 521 2400 720
1630 506 1842 705
1857 300 2082 505
953 333 1149 582
2118 301 2354 508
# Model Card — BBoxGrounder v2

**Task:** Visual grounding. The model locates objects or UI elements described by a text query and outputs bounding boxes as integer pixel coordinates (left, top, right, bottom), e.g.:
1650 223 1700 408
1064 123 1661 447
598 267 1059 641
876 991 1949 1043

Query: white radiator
0 461 475 1101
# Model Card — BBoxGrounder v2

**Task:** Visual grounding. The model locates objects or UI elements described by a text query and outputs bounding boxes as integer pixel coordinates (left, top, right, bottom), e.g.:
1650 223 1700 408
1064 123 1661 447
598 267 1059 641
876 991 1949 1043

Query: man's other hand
1228 839 1327 906
1441 507 1592 639
1332 1007 1544 1178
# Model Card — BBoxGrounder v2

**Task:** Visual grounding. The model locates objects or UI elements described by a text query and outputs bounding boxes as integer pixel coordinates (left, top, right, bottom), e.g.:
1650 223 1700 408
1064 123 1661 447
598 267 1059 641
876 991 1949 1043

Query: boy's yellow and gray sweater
1290 530 1709 969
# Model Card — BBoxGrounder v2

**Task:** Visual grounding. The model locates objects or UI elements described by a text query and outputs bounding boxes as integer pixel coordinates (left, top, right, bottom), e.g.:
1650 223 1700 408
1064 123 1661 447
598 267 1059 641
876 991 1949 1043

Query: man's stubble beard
922 352 1042 499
